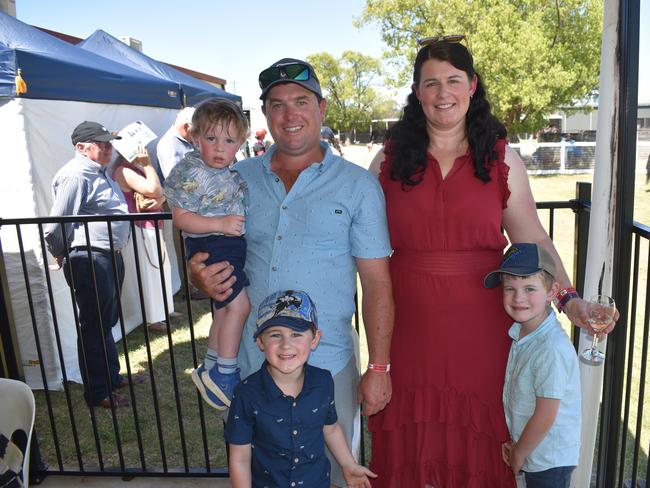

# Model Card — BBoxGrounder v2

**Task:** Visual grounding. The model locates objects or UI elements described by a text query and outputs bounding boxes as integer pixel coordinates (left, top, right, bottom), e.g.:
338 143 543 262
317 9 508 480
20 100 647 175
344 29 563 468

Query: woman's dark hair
386 41 506 186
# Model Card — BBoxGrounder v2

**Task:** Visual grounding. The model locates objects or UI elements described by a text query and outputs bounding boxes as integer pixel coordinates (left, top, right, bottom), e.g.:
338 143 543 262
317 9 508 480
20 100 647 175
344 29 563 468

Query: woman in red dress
368 37 592 487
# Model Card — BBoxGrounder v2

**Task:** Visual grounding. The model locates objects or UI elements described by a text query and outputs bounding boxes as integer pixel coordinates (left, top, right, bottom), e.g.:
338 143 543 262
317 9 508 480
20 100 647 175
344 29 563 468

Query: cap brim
94 134 121 142
483 270 502 288
483 266 543 288
253 317 315 339
259 79 321 100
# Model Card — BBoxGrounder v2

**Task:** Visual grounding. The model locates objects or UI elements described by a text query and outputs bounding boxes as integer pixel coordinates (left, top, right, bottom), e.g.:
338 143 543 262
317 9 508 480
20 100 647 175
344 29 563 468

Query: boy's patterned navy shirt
225 362 337 488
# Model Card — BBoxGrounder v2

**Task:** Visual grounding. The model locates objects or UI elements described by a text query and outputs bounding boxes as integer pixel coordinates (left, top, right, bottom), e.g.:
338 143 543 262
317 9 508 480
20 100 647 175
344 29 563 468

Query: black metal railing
0 185 648 485
609 220 650 488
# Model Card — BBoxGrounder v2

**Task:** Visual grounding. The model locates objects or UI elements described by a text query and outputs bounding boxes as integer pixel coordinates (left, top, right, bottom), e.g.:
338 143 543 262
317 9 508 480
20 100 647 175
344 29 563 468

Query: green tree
357 0 603 134
307 51 397 138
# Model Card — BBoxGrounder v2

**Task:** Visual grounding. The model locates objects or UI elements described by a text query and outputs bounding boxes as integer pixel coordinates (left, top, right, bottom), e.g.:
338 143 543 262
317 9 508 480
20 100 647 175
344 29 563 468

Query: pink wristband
368 363 391 373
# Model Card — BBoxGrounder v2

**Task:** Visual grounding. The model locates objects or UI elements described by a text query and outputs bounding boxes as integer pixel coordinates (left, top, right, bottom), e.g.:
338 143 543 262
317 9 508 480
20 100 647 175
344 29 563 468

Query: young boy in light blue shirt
484 243 581 488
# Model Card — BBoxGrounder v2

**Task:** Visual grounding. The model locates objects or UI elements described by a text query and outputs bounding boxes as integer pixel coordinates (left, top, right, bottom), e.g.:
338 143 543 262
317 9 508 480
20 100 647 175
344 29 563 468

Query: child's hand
216 215 245 236
342 463 377 488
508 444 525 475
501 441 512 466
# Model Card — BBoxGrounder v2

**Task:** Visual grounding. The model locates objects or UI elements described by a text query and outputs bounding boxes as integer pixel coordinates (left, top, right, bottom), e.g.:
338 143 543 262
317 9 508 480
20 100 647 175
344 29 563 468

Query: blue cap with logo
483 243 556 288
254 290 318 339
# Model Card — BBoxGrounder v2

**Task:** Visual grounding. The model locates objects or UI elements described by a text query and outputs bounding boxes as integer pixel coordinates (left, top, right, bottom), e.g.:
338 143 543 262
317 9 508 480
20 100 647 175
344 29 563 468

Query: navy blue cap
484 243 556 288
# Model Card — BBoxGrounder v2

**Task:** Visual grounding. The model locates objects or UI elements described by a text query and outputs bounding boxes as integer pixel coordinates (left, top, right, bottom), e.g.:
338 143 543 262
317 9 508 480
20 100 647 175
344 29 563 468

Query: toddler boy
164 98 250 410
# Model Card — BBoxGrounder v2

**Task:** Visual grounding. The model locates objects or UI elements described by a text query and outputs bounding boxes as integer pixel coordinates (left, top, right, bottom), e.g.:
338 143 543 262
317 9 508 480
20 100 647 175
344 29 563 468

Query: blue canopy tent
0 12 188 389
0 12 181 107
78 29 241 107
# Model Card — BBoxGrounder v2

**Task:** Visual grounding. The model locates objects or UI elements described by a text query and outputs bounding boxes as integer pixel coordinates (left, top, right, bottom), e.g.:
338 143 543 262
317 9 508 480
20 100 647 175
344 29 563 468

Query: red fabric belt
390 249 502 275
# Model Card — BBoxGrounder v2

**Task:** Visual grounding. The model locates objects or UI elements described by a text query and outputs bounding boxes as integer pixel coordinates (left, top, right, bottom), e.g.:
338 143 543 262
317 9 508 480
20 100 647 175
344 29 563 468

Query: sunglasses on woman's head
417 34 466 47
259 62 312 90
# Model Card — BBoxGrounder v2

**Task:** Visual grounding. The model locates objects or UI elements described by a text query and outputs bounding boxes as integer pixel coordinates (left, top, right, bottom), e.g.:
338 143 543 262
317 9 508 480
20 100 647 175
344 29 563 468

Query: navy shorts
524 466 575 488
184 235 249 309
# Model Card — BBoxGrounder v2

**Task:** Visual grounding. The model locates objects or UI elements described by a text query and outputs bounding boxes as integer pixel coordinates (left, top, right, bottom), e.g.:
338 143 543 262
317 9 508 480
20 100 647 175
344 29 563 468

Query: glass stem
591 334 599 351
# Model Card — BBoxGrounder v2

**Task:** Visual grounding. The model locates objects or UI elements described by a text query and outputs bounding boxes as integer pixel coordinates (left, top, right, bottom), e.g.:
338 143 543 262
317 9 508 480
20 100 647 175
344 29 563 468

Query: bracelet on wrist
368 362 391 373
556 287 579 313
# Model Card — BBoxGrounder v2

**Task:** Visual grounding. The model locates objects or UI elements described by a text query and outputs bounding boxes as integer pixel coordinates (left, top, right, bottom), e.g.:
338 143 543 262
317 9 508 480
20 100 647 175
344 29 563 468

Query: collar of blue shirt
257 141 336 175
508 307 558 344
260 361 319 400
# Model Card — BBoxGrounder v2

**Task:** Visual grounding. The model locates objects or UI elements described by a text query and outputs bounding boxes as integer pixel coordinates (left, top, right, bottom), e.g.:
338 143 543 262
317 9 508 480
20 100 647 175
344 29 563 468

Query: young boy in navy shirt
225 290 376 488
484 243 581 488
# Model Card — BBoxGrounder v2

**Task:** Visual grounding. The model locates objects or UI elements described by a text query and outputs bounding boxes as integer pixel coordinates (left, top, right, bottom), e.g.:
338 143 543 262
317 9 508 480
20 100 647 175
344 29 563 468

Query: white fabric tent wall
0 97 181 389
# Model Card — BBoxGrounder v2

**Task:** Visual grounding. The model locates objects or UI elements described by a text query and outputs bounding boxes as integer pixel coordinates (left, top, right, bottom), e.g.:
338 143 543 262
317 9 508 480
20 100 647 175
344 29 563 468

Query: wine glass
581 295 616 364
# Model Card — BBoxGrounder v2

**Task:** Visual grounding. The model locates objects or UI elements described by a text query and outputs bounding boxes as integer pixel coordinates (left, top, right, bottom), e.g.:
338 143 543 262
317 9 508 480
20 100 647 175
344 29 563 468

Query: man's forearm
361 281 393 363
357 258 394 363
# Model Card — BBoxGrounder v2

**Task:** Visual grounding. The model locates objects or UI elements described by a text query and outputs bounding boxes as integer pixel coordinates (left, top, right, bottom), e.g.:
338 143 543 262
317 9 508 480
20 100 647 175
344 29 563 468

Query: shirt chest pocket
300 202 351 250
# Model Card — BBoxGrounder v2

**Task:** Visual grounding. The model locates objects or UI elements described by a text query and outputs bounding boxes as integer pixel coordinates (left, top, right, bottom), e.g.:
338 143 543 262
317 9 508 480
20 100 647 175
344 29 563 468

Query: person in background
320 126 343 157
226 290 377 488
44 121 145 409
164 98 250 410
188 57 394 488
157 106 207 300
484 243 581 487
113 145 176 334
157 107 196 181
252 128 269 156
367 36 609 487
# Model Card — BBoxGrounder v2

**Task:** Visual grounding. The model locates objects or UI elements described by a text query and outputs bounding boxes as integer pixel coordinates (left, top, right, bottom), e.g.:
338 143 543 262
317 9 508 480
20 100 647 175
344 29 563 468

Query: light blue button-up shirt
235 142 391 378
156 125 194 180
44 153 130 257
503 309 581 472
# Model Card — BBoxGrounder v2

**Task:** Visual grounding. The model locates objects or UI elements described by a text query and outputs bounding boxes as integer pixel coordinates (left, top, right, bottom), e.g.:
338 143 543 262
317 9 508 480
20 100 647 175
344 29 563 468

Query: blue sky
14 0 649 108
14 0 387 108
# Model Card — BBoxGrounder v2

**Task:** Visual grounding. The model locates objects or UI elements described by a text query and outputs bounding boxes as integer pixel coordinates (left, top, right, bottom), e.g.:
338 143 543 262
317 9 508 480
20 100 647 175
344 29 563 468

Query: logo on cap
254 290 318 339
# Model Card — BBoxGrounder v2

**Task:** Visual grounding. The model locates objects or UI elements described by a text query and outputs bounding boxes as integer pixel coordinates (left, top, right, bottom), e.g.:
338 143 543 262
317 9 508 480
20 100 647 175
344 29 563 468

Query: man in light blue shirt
44 121 141 409
190 58 394 487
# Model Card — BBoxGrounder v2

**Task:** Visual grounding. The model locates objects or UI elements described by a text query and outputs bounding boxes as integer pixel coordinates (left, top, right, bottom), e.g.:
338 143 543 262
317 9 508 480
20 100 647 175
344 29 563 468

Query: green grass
34 295 229 472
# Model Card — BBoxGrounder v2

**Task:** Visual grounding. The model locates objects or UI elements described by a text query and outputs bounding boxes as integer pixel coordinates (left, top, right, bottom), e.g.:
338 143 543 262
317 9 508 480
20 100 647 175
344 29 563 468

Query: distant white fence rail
510 140 650 175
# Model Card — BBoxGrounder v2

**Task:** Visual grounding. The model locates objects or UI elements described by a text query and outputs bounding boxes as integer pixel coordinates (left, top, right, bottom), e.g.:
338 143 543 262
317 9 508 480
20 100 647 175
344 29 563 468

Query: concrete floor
39 475 231 487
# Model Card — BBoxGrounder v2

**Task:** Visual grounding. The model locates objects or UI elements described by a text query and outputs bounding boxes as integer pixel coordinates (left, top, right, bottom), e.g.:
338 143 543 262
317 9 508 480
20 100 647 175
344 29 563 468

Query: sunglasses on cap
259 62 312 90
417 34 466 47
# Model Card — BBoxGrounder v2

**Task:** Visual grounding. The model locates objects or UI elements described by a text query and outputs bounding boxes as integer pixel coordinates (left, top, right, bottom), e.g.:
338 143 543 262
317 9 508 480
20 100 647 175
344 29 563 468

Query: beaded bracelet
556 287 579 313
368 363 391 373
